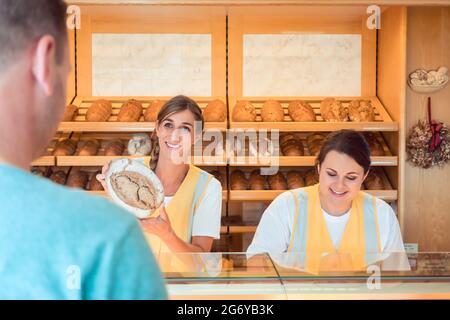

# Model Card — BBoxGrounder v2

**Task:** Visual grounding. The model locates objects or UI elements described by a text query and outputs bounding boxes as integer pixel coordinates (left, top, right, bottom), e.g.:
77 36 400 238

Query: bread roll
261 100 284 122
49 170 67 185
305 170 319 186
53 139 77 156
320 98 349 122
364 133 384 156
232 101 257 122
268 172 287 190
62 105 78 121
66 171 88 189
31 167 47 178
287 171 305 189
288 100 316 122
348 100 375 122
88 171 104 191
86 99 112 122
78 139 100 156
144 100 166 122
281 139 304 156
306 133 326 156
203 99 226 122
365 169 384 190
249 170 267 190
279 133 298 146
117 99 143 122
104 139 125 156
230 170 248 190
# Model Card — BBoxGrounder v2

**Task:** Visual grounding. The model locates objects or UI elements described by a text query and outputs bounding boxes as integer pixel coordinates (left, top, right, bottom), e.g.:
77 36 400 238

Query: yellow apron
142 157 213 273
287 184 381 274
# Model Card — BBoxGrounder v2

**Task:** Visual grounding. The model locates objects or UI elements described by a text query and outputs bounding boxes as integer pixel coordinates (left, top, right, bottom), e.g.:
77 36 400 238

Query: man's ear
31 35 56 96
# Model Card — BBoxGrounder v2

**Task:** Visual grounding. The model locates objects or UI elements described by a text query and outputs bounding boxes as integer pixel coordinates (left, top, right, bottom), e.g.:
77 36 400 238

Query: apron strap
186 171 212 242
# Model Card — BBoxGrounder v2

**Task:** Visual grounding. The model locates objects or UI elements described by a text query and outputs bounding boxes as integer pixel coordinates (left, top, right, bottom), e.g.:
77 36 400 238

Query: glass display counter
162 252 450 300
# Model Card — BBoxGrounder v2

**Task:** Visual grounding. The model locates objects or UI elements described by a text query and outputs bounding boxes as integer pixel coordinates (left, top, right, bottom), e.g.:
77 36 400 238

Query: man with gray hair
0 0 167 299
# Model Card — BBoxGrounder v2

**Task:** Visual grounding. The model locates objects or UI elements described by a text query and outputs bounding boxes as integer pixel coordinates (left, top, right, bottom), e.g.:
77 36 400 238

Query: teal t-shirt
0 164 167 300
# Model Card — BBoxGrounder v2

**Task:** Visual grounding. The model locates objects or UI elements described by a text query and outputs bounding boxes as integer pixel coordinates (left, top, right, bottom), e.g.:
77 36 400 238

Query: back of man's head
0 0 70 169
0 0 67 73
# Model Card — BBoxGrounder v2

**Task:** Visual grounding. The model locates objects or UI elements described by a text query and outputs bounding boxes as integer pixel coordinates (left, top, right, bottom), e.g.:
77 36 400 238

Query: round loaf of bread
364 132 384 156
104 139 125 156
232 101 257 122
78 139 100 156
66 171 89 189
53 139 77 156
249 170 267 190
117 99 143 122
365 169 384 190
288 100 316 122
348 100 375 122
268 172 287 190
230 170 248 190
320 98 349 122
287 171 305 189
203 99 226 122
305 169 319 186
144 100 166 122
86 99 112 122
50 170 67 185
281 139 304 156
88 171 104 191
261 100 284 122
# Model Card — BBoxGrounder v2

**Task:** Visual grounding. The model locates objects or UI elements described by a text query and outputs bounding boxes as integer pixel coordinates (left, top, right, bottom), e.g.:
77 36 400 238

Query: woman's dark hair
150 95 204 170
316 130 371 174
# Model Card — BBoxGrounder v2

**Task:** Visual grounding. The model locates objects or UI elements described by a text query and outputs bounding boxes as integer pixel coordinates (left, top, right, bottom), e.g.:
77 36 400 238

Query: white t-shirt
247 190 410 270
163 177 222 240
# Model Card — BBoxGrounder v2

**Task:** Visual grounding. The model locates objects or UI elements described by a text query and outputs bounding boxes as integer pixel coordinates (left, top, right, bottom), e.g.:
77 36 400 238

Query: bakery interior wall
46 2 449 252
405 6 450 252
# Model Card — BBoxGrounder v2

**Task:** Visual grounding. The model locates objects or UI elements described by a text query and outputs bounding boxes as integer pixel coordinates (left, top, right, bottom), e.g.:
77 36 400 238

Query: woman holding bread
247 130 409 273
98 96 222 261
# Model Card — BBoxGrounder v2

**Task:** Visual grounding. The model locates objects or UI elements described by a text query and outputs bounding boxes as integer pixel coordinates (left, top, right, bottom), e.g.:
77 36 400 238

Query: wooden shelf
31 156 55 166
229 189 397 202
58 96 228 132
228 96 398 131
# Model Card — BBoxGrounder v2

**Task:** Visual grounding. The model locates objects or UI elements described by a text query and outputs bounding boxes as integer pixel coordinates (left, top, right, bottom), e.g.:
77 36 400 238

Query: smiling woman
97 96 222 271
247 130 410 274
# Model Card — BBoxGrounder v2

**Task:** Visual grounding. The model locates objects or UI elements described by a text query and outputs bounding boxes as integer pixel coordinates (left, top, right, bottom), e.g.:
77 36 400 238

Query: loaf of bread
268 172 287 190
365 169 384 190
144 100 166 122
320 98 349 122
88 171 104 191
348 100 375 122
230 170 248 190
53 139 77 156
232 101 257 122
261 100 284 122
31 167 47 178
104 139 125 156
111 171 159 210
127 134 152 156
203 99 226 122
78 139 100 156
249 170 267 190
287 171 305 189
117 99 143 122
66 170 88 189
305 169 319 186
281 139 304 156
288 100 316 122
364 133 384 156
62 105 78 121
306 133 326 156
86 99 112 122
49 170 67 185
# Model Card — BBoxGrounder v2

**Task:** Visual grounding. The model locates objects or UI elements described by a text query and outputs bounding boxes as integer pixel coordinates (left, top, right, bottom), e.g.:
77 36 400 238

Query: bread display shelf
58 96 228 132
227 131 397 166
228 167 397 202
31 133 71 166
54 133 228 167
229 96 398 131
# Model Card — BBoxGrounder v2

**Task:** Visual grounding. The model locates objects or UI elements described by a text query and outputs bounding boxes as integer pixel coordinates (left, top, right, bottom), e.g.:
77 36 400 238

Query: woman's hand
96 160 111 191
140 206 175 242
